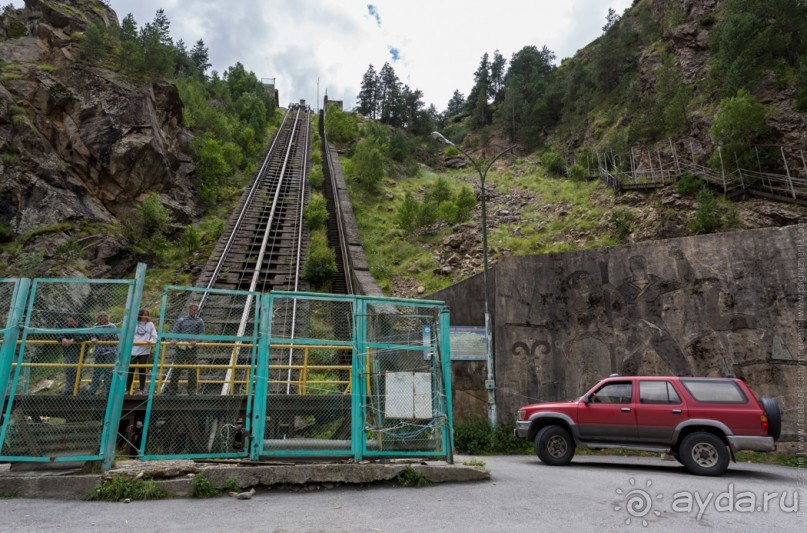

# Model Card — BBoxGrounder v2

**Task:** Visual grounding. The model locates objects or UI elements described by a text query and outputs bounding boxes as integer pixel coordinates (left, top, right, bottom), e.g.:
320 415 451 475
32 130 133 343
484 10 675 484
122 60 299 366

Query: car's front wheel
679 432 729 476
534 425 575 466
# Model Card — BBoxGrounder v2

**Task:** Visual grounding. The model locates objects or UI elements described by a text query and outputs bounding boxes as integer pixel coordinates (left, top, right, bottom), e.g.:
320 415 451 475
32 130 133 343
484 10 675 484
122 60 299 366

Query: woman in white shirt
128 309 158 395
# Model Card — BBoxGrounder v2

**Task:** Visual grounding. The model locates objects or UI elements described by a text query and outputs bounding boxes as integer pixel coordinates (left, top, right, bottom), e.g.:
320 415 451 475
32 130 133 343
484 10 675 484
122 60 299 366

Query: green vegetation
690 188 723 234
303 193 328 230
395 466 429 488
708 89 769 171
676 172 704 196
302 232 336 290
460 458 486 468
610 209 635 242
395 177 476 232
453 418 531 455
89 476 169 501
190 473 219 498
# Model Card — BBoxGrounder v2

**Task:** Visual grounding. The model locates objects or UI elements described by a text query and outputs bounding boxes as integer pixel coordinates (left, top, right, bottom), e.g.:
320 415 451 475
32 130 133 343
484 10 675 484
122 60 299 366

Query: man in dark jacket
166 303 205 395
86 312 118 397
60 314 86 395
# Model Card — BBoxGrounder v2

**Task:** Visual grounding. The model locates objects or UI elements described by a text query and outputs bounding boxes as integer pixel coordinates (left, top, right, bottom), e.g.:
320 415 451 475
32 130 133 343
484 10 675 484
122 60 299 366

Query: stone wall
433 225 804 439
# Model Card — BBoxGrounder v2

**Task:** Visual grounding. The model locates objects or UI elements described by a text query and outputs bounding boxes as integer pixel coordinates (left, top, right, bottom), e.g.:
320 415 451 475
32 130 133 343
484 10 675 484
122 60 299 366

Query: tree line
427 0 806 155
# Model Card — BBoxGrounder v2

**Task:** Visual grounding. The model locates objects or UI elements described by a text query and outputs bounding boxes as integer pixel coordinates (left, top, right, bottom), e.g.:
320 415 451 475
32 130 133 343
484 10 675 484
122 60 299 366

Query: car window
591 382 632 404
639 381 681 404
681 380 748 403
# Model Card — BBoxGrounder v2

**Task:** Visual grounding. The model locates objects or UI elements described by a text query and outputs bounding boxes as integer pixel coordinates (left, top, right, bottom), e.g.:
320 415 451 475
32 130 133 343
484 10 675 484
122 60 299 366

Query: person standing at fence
86 312 118 397
60 314 85 396
166 303 204 395
128 309 157 396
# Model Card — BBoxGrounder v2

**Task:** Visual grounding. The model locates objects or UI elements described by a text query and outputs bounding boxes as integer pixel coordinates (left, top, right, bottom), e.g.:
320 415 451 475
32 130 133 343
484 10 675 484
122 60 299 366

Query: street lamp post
432 131 514 429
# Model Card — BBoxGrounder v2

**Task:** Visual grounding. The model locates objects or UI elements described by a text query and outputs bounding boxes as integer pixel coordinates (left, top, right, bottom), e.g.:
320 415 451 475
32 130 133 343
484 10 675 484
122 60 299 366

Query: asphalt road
0 455 804 532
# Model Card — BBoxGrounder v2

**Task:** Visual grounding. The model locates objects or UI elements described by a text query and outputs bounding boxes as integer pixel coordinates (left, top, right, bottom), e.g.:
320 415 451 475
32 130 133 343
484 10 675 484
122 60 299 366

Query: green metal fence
254 292 453 461
0 266 144 465
1 275 453 466
359 297 452 459
140 286 261 459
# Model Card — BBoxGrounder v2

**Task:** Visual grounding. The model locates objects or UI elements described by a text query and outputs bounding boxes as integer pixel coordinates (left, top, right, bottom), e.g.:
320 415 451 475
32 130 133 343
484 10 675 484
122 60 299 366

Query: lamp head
431 131 455 147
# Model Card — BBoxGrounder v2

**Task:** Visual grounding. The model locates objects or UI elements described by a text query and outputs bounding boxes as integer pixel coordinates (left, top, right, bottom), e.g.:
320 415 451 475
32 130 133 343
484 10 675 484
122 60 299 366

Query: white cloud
13 0 634 111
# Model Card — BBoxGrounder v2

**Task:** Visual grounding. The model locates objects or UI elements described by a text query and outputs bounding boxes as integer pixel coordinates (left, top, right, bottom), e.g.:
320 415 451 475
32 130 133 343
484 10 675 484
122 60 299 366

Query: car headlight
517 409 526 421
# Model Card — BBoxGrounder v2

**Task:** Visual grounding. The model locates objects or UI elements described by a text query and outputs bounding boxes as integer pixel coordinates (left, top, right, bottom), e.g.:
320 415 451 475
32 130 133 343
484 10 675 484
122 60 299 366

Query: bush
610 209 635 242
303 233 336 289
303 193 328 230
395 193 420 232
190 473 219 498
388 129 413 162
676 171 704 196
708 89 769 171
454 418 531 455
325 105 358 144
396 466 429 488
567 163 587 181
137 193 173 238
89 477 169 501
454 418 493 454
690 188 723 233
308 164 324 191
541 151 565 176
350 138 385 191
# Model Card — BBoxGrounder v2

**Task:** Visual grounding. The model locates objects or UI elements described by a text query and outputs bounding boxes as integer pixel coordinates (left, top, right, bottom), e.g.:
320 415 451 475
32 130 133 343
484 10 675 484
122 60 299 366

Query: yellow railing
9 340 354 396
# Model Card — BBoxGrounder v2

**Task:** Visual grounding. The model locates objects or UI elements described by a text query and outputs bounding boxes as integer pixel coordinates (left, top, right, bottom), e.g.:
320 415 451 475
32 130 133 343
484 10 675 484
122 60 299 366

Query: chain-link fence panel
0 278 135 462
0 280 15 331
261 293 354 456
362 301 449 457
141 287 258 459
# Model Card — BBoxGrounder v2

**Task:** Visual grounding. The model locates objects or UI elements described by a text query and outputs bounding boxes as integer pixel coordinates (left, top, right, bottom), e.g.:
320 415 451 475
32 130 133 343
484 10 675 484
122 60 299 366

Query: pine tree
378 62 402 126
490 50 506 102
357 64 380 119
468 52 492 127
444 90 465 118
190 39 211 78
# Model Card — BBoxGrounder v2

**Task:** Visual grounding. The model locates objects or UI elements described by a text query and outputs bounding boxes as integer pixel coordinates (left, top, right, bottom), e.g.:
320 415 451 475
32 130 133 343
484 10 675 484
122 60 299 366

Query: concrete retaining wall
433 225 804 439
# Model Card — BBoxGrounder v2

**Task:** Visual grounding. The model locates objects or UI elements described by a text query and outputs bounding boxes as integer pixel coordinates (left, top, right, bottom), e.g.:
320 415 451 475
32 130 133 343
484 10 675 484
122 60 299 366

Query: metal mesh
1 279 133 460
363 303 447 454
141 287 258 458
0 281 14 331
263 295 354 453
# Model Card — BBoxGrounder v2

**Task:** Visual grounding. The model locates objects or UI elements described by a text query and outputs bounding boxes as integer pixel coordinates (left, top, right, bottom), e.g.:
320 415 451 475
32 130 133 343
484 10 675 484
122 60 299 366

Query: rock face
0 0 199 276
433 225 803 441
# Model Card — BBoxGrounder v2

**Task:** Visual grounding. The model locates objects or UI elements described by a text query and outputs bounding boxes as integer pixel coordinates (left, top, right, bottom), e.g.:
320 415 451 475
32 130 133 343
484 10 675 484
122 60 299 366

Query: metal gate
140 286 261 459
254 292 453 462
0 266 144 466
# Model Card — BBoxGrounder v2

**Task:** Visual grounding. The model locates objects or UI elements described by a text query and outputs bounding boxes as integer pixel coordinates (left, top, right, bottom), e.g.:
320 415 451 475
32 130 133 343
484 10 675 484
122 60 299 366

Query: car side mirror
582 393 590 404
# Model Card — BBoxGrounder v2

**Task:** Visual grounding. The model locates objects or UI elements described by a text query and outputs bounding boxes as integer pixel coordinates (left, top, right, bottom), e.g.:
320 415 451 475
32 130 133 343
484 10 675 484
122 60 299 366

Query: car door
576 380 637 441
634 380 687 444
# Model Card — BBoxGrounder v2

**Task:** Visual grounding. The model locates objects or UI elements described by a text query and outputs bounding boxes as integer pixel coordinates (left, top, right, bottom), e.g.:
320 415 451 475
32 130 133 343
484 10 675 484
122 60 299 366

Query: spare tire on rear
760 397 781 440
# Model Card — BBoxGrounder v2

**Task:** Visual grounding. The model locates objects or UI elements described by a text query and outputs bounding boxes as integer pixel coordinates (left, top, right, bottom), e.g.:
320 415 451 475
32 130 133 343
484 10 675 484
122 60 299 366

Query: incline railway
0 103 359 460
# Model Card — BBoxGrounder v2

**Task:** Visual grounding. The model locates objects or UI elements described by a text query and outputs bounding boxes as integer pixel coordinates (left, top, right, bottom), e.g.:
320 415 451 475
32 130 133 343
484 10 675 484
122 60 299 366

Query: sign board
449 326 487 361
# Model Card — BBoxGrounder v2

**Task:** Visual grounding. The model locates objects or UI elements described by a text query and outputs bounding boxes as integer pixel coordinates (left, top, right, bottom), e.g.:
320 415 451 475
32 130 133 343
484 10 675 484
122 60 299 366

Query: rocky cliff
0 0 199 277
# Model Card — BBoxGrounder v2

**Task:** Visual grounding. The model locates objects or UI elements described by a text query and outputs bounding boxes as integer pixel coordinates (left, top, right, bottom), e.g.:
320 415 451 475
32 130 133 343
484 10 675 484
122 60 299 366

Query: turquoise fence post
250 293 271 460
439 305 454 463
0 279 30 401
352 297 366 461
101 262 147 470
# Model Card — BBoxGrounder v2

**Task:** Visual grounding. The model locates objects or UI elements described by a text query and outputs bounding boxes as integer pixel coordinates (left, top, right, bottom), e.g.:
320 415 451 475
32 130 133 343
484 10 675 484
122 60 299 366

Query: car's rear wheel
534 425 575 466
760 397 781 440
679 432 729 476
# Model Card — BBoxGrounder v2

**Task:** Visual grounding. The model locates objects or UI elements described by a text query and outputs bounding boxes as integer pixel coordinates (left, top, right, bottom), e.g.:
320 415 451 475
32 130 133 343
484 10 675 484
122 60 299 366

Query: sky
13 0 633 112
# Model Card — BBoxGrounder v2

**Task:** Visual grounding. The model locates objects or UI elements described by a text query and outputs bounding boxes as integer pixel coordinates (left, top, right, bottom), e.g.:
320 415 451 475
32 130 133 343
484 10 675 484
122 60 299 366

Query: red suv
515 376 781 476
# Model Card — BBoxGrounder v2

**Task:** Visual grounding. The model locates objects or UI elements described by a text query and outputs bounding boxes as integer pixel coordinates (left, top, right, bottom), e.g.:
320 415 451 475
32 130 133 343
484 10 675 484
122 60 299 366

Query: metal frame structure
0 275 453 467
